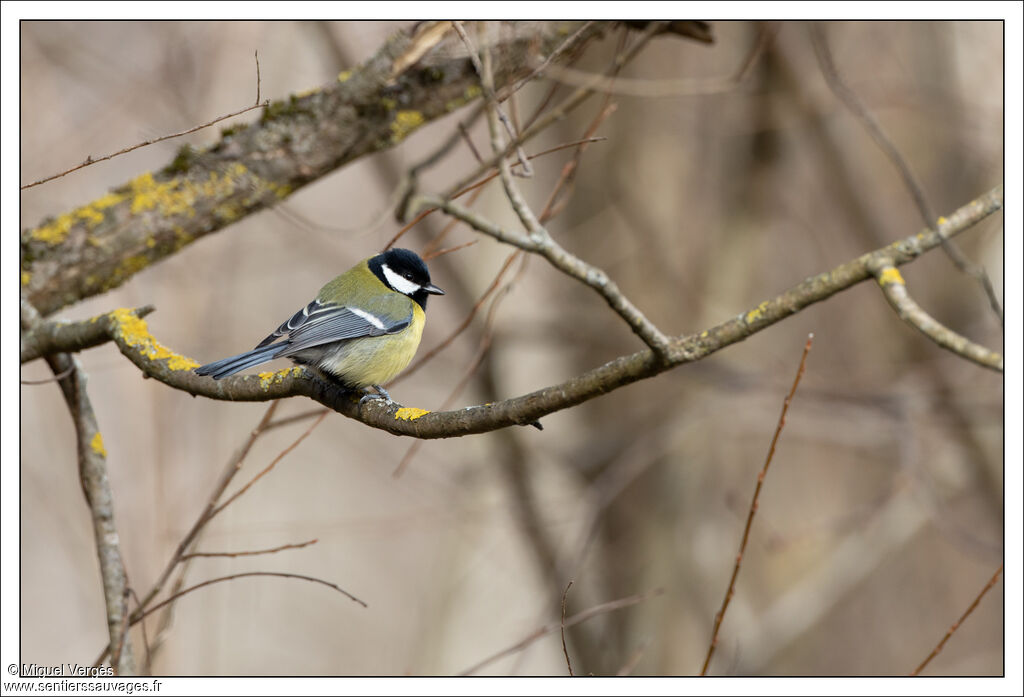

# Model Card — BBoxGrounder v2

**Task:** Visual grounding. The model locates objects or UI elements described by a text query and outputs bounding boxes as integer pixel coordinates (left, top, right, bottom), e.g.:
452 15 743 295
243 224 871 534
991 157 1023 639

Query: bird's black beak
424 283 445 295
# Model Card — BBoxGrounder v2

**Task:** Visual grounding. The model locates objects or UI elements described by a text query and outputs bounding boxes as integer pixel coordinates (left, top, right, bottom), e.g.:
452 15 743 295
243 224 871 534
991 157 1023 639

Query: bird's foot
358 384 394 406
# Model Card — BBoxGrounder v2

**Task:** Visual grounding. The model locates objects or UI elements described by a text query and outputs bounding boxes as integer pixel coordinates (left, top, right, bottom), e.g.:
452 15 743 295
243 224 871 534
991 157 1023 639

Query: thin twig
129 402 280 623
452 21 531 174
389 136 605 252
459 587 664 676
399 100 610 470
391 255 521 477
209 410 328 519
255 50 261 104
701 333 814 676
20 365 74 384
27 49 267 191
21 100 268 190
561 581 575 676
132 571 367 623
910 564 1003 676
264 407 329 432
534 26 623 224
421 239 478 261
810 23 1003 323
616 637 652 676
458 119 484 164
441 23 660 201
397 80 614 476
421 185 485 257
536 22 776 98
181 538 319 560
138 555 190 671
538 102 617 222
439 262 521 409
128 589 152 674
872 264 1002 371
477 39 673 359
396 249 520 382
94 398 280 667
509 20 596 96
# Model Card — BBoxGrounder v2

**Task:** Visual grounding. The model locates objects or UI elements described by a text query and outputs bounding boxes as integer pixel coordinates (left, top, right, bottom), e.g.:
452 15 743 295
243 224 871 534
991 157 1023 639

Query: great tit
194 248 444 399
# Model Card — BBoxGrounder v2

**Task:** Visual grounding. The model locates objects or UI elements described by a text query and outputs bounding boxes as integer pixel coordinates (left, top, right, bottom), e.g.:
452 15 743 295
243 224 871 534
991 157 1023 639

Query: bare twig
130 402 280 622
910 564 1003 676
537 102 616 222
452 21 531 174
441 24 660 201
536 22 776 98
458 119 484 164
396 249 520 382
477 39 673 360
21 101 268 190
181 538 319 560
24 46 266 190
128 589 152 674
440 261 523 407
255 50 261 104
421 239 478 261
397 81 615 477
391 253 522 476
264 407 329 432
701 334 814 676
872 264 1002 371
133 571 367 623
209 410 328 519
509 20 597 96
93 402 325 666
616 637 652 676
390 136 605 252
20 365 74 384
810 23 1003 323
561 581 575 676
459 587 664 675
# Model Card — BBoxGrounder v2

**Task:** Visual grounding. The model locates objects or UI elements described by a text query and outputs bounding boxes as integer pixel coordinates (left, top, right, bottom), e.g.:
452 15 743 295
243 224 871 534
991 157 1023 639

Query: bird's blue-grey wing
254 299 411 354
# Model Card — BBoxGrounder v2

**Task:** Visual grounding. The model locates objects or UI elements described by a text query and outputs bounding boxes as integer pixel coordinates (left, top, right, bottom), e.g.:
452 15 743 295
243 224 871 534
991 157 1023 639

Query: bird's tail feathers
194 342 289 380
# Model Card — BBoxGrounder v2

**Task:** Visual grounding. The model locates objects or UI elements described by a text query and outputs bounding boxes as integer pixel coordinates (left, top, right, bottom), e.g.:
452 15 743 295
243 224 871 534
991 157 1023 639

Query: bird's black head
370 248 445 309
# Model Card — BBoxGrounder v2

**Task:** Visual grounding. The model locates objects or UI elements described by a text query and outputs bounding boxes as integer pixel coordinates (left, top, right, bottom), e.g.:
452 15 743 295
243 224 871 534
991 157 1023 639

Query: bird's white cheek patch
348 307 386 330
382 264 422 296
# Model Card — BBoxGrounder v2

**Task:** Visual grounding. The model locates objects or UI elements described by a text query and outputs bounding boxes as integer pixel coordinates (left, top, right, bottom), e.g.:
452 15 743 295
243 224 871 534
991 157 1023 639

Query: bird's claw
359 385 394 406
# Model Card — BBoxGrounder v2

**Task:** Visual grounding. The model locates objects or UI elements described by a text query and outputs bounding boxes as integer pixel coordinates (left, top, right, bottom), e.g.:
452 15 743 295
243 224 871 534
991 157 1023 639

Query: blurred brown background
20 21 1003 675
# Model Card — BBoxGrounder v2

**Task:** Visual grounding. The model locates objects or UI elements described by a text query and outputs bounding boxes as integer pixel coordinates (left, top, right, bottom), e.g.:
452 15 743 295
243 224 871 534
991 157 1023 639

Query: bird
194 248 444 402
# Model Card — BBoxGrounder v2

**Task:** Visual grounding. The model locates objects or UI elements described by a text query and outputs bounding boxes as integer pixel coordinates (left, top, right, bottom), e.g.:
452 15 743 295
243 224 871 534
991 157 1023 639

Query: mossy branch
21 21 610 317
26 187 999 439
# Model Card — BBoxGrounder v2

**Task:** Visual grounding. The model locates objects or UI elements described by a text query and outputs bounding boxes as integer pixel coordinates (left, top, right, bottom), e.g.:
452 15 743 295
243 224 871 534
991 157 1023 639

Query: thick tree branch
21 21 610 318
21 301 137 675
70 186 999 438
20 304 154 364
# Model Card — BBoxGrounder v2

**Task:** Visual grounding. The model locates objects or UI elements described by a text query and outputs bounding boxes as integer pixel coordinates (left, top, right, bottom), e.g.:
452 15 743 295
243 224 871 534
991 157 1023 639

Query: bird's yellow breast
314 304 425 387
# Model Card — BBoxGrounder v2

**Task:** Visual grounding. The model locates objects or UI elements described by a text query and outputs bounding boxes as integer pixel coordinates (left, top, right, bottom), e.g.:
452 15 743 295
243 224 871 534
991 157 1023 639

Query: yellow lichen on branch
110 308 199 372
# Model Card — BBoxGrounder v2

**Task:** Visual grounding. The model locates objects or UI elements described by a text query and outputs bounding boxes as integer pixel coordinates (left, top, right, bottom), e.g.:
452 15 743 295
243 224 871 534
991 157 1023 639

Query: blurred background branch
18 20 1004 677
20 21 612 317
